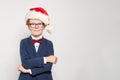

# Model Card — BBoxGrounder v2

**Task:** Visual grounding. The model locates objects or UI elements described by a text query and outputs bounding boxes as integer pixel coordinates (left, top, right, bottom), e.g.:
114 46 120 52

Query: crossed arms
18 55 57 75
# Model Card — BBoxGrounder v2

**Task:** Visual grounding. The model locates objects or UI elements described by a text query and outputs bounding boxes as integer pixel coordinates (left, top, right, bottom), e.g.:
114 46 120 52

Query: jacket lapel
27 36 37 56
36 37 46 56
36 38 44 54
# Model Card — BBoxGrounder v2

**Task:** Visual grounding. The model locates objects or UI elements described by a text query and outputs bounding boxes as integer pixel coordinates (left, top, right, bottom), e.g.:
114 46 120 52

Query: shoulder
20 36 31 44
42 37 53 45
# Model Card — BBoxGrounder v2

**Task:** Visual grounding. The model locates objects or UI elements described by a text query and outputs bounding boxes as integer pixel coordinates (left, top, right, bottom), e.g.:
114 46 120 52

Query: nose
34 24 39 29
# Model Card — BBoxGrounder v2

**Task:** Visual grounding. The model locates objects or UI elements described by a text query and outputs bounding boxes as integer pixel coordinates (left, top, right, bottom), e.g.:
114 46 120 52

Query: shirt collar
31 35 42 40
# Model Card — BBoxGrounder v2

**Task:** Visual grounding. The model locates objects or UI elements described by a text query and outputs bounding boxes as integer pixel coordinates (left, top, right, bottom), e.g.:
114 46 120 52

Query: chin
34 33 42 36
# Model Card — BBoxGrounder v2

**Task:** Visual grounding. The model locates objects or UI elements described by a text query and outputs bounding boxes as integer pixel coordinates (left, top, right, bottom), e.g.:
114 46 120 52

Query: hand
18 65 29 73
45 55 57 64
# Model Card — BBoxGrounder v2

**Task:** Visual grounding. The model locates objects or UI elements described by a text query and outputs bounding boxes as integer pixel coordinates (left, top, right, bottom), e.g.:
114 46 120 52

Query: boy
18 7 57 80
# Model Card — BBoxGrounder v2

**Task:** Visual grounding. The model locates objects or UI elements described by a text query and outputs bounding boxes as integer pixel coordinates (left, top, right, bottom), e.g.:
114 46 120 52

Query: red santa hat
25 7 54 34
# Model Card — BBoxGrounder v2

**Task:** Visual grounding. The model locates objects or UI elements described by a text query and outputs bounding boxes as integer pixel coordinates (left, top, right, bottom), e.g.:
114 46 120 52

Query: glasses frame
28 23 44 28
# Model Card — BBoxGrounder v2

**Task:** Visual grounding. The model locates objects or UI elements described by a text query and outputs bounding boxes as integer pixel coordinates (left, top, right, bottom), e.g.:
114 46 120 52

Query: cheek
41 26 46 30
28 27 34 33
28 26 31 30
38 26 45 31
40 28 45 31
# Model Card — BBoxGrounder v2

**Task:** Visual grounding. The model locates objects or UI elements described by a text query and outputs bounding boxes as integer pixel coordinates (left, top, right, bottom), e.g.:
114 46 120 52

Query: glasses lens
29 23 43 28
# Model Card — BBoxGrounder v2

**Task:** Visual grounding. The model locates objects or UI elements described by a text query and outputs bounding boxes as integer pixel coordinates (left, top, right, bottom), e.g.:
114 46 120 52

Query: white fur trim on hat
25 11 49 25
45 25 55 34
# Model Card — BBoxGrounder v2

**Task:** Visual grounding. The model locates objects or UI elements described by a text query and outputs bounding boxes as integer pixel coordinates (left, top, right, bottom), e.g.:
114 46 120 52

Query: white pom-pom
45 25 55 34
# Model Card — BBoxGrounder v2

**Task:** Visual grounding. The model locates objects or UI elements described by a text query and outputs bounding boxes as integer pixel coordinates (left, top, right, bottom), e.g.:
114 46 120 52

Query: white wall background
0 0 120 80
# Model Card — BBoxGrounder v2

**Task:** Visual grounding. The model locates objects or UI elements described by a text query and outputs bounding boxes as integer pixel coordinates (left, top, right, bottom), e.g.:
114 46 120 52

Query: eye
37 23 43 25
29 23 35 25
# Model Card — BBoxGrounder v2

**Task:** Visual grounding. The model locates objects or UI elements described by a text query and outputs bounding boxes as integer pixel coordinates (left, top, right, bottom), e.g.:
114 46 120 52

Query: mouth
34 30 40 32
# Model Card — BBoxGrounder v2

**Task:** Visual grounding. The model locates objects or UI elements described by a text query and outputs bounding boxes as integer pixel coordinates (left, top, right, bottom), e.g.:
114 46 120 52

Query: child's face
28 19 45 37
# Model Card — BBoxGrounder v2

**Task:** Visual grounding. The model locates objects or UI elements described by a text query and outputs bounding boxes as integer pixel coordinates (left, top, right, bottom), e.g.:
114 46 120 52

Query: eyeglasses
28 23 44 28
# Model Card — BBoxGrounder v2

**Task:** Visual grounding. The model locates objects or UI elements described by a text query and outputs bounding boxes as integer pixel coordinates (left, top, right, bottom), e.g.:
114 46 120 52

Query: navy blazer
18 36 54 80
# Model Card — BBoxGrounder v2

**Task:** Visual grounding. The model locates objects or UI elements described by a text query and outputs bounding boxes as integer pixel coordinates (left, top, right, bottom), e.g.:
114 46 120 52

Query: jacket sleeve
31 63 52 76
31 41 54 76
20 40 44 69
